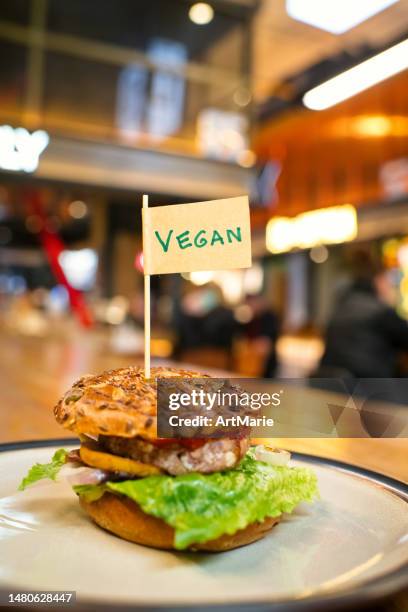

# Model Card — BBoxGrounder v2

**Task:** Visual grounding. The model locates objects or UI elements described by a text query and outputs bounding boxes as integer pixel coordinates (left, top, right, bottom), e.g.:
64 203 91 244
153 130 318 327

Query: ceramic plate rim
0 438 407 612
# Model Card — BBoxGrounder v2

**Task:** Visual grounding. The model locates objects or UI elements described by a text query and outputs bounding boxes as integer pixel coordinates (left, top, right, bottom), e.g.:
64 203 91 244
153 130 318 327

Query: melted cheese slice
80 443 162 476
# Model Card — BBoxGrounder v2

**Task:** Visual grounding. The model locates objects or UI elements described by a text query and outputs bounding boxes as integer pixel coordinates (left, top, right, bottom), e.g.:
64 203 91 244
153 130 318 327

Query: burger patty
100 436 249 475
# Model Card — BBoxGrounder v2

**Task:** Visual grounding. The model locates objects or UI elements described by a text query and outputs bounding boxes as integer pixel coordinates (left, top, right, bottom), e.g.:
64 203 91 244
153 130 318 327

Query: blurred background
1 0 408 442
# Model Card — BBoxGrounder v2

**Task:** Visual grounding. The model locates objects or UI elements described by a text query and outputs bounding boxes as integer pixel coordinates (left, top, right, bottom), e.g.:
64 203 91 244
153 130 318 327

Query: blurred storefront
251 46 408 375
0 0 259 361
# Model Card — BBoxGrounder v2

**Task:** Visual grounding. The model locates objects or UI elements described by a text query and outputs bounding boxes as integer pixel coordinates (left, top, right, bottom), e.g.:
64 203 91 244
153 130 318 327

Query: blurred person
128 291 145 328
320 253 408 378
239 294 280 377
173 285 235 369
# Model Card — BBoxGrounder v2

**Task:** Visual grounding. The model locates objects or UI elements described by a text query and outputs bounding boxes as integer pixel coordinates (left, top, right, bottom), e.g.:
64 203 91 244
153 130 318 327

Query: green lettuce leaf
18 449 68 491
78 454 318 550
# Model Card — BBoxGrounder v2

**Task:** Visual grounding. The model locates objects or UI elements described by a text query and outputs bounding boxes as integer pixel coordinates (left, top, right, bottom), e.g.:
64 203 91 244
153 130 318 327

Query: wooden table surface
1 326 407 483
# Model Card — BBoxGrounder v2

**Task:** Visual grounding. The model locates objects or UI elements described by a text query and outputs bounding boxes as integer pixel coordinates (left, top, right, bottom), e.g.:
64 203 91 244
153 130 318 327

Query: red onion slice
66 467 110 486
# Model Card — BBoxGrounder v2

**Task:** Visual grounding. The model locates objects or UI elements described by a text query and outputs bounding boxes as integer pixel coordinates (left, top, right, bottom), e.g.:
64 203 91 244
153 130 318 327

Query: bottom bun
80 493 280 552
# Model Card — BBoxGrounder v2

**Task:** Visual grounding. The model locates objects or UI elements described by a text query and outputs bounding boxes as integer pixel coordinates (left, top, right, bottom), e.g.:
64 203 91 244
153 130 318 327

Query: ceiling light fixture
286 0 399 35
68 200 88 219
303 38 408 110
189 3 214 25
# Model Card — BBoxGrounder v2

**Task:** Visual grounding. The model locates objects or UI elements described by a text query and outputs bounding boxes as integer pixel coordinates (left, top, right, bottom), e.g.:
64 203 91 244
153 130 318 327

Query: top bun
54 366 207 440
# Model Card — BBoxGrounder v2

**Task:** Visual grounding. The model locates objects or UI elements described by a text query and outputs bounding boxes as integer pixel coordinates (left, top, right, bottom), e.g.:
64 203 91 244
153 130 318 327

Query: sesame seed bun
54 366 208 441
79 493 280 552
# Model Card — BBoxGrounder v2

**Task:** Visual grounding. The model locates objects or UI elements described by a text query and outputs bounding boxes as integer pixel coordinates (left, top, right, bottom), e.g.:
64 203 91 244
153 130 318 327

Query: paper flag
142 195 252 275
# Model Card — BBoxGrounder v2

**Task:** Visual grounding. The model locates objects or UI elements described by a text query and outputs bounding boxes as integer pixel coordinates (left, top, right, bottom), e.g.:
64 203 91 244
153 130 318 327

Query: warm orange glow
330 115 408 139
151 338 173 358
266 204 358 253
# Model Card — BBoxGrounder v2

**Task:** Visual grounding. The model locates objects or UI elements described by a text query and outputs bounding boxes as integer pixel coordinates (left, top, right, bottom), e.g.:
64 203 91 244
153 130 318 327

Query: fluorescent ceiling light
303 39 408 110
286 0 399 35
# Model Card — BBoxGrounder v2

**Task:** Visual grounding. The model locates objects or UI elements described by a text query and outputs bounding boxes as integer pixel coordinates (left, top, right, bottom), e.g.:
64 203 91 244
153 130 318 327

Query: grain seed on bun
54 366 208 440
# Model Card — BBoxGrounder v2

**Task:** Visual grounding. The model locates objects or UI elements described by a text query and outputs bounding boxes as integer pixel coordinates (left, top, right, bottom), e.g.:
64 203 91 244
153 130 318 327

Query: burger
19 366 318 551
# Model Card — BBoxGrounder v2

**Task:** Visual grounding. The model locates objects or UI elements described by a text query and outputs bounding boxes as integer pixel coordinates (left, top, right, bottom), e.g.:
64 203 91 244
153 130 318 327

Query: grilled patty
100 436 249 475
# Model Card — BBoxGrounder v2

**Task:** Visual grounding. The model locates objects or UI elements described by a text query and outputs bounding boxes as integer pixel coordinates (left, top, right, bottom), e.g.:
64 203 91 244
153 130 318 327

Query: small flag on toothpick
141 195 252 378
142 196 252 275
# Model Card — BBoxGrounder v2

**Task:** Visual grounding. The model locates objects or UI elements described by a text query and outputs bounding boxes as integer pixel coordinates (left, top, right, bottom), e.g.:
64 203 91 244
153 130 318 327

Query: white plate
0 442 407 610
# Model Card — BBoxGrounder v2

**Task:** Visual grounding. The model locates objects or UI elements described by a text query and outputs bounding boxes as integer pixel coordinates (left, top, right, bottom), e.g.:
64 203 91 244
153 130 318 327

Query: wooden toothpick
143 194 151 379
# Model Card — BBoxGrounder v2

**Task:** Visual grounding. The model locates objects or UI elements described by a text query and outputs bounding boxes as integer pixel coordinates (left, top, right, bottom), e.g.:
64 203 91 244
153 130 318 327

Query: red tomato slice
150 438 207 450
